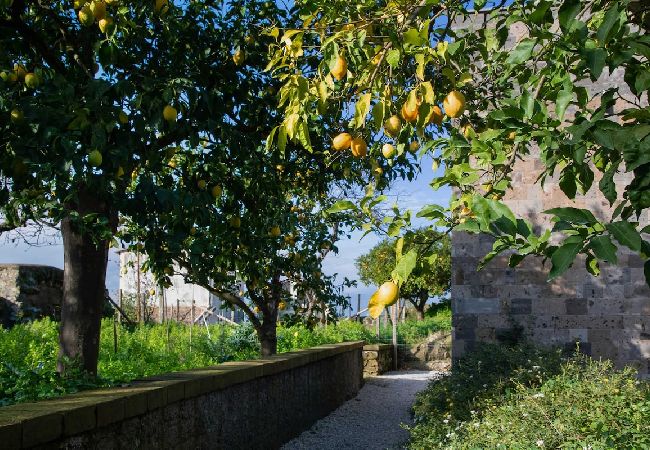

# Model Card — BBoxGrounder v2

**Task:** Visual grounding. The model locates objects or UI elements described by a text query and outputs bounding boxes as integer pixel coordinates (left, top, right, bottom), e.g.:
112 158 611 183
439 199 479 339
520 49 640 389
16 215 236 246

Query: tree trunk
58 189 114 375
415 289 429 321
258 311 278 356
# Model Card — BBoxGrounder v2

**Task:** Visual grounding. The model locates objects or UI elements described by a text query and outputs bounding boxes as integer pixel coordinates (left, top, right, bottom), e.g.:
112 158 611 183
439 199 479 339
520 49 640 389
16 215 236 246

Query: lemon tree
265 0 650 286
356 229 451 320
0 0 346 372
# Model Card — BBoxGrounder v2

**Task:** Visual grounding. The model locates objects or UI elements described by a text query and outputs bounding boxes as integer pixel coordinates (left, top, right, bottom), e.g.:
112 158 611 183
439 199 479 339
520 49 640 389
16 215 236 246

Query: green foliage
356 229 451 313
408 343 650 449
0 318 375 406
267 0 650 286
378 303 451 346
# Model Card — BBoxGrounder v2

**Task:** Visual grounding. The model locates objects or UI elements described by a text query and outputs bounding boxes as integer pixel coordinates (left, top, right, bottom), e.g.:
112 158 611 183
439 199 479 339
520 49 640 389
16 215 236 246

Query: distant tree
356 229 451 320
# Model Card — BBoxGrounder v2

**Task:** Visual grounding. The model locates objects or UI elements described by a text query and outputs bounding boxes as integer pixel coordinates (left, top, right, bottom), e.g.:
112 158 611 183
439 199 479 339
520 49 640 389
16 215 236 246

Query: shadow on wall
451 226 650 377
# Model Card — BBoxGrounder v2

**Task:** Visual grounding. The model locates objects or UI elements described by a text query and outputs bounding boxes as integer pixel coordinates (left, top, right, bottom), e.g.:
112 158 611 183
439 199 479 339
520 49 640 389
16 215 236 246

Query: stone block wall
0 264 64 326
0 342 364 449
362 344 394 376
452 151 650 375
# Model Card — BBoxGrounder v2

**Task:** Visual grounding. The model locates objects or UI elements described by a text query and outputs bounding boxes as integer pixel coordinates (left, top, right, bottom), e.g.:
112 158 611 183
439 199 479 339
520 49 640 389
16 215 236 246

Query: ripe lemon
330 55 347 81
163 105 177 122
383 115 402 137
429 105 443 125
443 90 465 118
508 131 516 140
211 185 222 198
24 73 39 89
88 150 103 167
401 102 418 123
13 64 26 80
10 109 23 124
98 16 114 33
78 5 95 26
332 132 352 151
269 226 281 237
197 179 207 190
376 281 399 306
154 0 168 14
382 143 395 159
409 141 419 153
90 1 106 20
350 137 367 158
233 49 245 66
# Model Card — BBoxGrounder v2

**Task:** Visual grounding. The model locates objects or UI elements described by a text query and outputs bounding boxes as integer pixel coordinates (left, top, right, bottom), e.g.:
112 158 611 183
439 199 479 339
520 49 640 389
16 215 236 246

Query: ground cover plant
0 318 378 406
377 302 452 346
408 343 650 449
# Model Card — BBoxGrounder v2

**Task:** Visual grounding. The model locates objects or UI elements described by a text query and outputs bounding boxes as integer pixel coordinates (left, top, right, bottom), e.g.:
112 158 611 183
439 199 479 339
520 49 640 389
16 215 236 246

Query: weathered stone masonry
0 341 364 449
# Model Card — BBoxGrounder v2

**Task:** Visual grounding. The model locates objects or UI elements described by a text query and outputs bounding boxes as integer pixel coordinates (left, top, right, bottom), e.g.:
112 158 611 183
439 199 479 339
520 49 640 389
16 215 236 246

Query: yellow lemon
89 1 106 20
382 143 395 159
350 137 367 158
429 105 443 125
443 90 465 118
332 132 352 151
233 49 245 66
383 115 402 137
330 55 347 81
163 105 177 122
211 185 222 198
401 102 418 123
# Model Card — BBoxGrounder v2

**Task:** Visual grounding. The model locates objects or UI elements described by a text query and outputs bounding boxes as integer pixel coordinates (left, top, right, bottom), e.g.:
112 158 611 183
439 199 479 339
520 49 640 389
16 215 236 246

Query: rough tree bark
413 290 429 321
58 188 115 375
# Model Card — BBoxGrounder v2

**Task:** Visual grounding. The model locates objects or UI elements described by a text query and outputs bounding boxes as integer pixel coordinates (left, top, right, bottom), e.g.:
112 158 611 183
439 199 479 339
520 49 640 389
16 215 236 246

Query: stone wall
0 264 64 326
452 152 650 375
362 344 394 376
401 331 452 372
0 341 364 449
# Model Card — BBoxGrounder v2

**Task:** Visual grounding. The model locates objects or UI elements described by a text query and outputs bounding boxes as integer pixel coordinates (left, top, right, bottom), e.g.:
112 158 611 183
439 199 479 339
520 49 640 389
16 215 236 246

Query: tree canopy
356 228 451 319
266 0 650 288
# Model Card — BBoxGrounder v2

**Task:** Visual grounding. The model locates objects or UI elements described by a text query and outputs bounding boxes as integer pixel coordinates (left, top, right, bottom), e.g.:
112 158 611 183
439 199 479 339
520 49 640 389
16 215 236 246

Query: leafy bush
0 318 376 406
377 302 451 346
408 343 650 449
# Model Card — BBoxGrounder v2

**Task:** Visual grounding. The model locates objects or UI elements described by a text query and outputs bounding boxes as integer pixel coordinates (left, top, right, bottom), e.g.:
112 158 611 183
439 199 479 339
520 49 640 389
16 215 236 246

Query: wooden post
357 294 361 322
392 303 398 370
113 313 118 353
176 298 180 322
375 316 380 338
136 250 142 323
118 289 123 324
159 286 164 323
190 298 195 351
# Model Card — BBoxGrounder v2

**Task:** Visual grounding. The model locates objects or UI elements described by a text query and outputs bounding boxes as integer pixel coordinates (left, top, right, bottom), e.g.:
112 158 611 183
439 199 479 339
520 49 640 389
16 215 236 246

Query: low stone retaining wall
363 344 394 376
0 341 364 450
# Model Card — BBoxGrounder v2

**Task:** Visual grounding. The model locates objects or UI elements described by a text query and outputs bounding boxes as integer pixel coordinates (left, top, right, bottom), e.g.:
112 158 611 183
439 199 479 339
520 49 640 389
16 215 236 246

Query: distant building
117 250 246 324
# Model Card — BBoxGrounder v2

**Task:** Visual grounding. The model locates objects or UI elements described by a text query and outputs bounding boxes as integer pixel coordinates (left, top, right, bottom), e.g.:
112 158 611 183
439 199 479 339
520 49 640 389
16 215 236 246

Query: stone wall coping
0 340 365 449
362 344 393 351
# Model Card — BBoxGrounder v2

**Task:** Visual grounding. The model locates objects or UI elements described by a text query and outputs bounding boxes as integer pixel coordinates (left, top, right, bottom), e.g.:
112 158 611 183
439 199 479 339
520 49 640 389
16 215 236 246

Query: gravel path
281 370 443 450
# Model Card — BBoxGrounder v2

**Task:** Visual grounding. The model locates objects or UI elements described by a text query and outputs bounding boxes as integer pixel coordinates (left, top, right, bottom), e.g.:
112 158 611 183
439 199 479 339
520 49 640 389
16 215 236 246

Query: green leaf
584 46 606 80
506 39 537 64
392 248 418 285
586 254 600 276
326 200 356 214
545 207 597 224
352 93 372 129
589 235 618 263
599 166 617 205
556 88 573 121
372 101 385 129
386 49 401 68
596 4 621 45
558 0 580 31
549 241 583 279
607 221 642 251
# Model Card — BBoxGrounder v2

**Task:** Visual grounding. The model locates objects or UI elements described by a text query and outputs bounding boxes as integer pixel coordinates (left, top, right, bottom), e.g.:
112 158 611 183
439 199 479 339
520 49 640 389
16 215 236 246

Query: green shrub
378 302 452 346
408 343 650 449
0 317 376 406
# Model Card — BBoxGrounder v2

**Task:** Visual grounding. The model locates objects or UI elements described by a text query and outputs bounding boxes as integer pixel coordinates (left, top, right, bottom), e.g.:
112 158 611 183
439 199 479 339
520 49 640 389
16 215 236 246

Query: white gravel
281 370 443 450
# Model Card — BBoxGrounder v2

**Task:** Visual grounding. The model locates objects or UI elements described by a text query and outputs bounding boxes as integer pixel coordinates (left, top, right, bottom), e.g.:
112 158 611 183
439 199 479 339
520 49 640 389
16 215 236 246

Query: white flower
533 393 545 398
443 419 449 424
536 439 544 447
532 365 541 370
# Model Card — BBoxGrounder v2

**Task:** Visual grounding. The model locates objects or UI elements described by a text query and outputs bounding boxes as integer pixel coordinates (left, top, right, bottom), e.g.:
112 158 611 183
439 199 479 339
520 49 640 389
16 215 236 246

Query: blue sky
0 156 450 312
